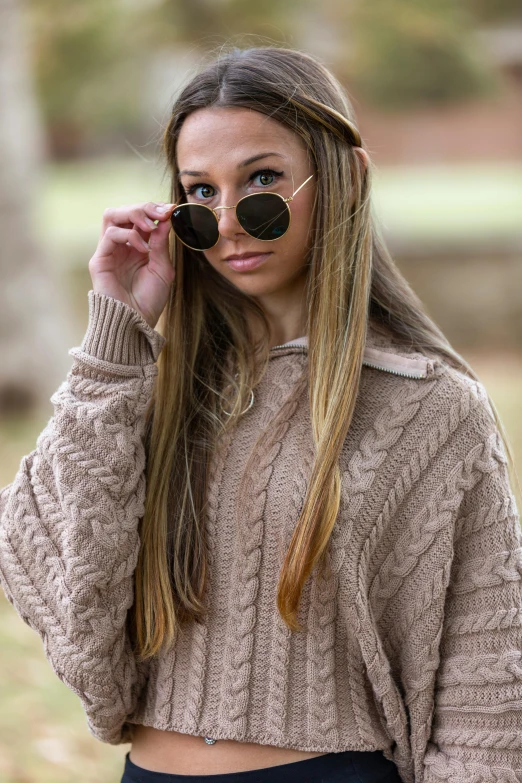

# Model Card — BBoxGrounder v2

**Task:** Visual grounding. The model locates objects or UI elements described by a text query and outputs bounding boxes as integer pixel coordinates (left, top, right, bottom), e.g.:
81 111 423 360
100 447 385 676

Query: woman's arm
0 290 166 744
421 386 522 781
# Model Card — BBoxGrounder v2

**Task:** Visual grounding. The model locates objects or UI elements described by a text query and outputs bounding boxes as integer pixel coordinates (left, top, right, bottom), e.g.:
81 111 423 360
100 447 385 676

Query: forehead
176 106 306 168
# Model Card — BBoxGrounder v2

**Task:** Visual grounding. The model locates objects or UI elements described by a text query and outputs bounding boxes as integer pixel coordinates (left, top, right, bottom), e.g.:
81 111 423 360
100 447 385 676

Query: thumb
148 213 173 273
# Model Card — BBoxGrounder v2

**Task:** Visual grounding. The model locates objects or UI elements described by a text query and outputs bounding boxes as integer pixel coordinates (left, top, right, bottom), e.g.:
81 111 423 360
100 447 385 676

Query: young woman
1 46 521 783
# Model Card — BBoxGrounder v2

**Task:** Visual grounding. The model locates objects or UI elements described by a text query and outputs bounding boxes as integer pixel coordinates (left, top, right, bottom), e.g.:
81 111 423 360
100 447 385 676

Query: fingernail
155 203 174 213
145 217 157 229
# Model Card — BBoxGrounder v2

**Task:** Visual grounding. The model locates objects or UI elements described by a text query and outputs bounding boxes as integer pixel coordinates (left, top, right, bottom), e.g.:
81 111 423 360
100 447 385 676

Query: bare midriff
130 725 329 774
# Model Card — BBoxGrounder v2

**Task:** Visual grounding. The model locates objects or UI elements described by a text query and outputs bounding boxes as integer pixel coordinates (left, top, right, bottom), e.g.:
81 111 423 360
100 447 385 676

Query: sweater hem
122 717 392 756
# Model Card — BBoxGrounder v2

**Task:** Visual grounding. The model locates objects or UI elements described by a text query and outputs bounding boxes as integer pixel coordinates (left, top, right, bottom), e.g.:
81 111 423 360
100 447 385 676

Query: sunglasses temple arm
289 174 314 200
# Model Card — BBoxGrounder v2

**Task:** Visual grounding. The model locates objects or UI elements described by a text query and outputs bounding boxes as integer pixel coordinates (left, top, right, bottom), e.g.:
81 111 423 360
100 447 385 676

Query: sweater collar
268 323 437 380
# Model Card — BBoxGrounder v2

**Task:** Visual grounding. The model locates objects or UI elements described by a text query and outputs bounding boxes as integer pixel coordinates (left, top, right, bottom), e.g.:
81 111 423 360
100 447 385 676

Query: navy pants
121 749 402 783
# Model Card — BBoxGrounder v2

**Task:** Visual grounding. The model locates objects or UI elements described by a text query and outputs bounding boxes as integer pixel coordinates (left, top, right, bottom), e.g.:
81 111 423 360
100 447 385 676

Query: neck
248 270 309 350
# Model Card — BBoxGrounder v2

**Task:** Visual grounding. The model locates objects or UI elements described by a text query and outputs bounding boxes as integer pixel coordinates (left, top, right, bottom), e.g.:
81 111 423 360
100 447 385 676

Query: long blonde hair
129 45 519 661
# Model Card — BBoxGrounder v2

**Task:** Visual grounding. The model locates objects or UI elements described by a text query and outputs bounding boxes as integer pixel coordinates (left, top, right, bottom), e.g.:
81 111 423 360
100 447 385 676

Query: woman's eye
256 172 274 186
185 183 215 199
252 169 283 187
199 185 214 198
183 169 282 199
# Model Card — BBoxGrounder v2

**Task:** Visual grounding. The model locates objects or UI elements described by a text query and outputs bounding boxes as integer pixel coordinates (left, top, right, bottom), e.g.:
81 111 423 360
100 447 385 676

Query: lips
224 252 272 272
224 252 268 262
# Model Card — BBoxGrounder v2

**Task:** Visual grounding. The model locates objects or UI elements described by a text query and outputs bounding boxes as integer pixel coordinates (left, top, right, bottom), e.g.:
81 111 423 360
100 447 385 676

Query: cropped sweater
1 290 521 783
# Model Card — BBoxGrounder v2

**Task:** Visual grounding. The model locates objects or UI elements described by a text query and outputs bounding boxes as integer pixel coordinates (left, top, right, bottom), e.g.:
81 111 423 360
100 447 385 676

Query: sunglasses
170 174 314 252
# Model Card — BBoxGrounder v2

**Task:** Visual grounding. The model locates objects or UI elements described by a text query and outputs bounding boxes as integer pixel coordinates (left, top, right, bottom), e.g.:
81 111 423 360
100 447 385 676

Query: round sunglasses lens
171 204 218 251
236 193 290 240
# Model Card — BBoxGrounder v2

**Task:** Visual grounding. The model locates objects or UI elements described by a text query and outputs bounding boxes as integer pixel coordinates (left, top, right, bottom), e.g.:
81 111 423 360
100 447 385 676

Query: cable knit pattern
306 549 340 745
379 383 481 664
1 289 521 783
0 290 165 744
218 359 306 737
265 413 311 741
183 425 237 735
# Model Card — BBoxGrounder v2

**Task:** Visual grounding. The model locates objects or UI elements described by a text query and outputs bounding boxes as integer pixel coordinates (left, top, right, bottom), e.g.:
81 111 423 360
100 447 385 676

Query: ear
354 146 369 169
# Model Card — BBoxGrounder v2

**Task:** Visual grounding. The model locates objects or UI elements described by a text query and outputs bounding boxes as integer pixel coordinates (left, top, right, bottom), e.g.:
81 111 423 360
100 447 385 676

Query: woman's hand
88 201 176 329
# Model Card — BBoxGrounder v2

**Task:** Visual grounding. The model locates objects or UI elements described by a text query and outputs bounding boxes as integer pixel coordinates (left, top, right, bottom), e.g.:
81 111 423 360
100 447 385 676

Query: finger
151 202 176 221
126 217 169 246
101 202 174 234
97 226 149 257
146 214 175 279
100 219 133 242
101 212 157 242
133 222 153 242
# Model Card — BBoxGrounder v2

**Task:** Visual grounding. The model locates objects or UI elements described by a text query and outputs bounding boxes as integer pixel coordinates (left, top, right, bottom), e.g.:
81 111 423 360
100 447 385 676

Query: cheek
290 184 315 232
289 203 309 238
284 197 314 254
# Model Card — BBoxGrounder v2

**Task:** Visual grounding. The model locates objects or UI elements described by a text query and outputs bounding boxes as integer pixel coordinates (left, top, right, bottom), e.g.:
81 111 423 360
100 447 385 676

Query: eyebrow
178 151 285 179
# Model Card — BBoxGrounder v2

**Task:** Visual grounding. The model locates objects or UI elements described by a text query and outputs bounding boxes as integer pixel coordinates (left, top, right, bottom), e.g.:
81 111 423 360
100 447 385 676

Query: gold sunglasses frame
171 174 314 252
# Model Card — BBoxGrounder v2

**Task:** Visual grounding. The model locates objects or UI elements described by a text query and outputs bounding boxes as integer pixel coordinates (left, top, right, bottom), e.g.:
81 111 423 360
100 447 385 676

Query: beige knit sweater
1 290 521 783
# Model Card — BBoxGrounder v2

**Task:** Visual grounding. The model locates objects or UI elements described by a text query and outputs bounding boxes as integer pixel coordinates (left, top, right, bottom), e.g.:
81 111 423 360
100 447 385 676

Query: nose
214 205 246 241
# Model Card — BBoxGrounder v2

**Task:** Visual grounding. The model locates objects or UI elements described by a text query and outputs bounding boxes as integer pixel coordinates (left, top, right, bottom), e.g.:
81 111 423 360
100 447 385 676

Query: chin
243 279 298 298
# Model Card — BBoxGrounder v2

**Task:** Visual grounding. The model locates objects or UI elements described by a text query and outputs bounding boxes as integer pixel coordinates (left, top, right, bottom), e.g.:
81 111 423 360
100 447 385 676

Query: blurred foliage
151 0 297 41
466 0 522 23
348 0 497 109
27 0 519 155
29 0 150 152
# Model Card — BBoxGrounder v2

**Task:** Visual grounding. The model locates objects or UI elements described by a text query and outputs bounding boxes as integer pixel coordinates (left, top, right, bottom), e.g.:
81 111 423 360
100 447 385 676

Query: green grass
372 162 522 242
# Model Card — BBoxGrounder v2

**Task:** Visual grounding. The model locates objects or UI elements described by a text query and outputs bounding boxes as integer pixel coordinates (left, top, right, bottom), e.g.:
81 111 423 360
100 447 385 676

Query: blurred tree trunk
0 0 69 417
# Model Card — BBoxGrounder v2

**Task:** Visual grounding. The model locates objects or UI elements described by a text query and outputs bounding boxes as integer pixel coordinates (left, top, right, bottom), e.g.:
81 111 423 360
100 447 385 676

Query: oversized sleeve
421 384 522 781
0 290 166 744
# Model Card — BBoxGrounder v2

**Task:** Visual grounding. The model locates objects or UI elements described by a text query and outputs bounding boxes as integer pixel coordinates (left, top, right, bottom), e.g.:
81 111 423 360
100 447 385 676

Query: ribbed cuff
80 290 167 365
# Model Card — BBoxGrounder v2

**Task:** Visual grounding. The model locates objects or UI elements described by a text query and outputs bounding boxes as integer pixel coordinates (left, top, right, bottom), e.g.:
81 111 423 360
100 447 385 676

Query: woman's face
175 106 316 303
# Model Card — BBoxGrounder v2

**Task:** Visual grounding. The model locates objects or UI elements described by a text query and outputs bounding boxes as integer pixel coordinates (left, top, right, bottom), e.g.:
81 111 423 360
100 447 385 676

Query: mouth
224 251 272 272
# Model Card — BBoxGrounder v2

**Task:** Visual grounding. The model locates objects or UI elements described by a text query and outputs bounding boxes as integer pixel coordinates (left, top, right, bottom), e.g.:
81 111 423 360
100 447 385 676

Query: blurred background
0 0 521 780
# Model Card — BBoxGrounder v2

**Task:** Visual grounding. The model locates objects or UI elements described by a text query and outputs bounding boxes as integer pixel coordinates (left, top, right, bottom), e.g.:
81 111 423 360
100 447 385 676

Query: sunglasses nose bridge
212 203 245 241
213 204 236 222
